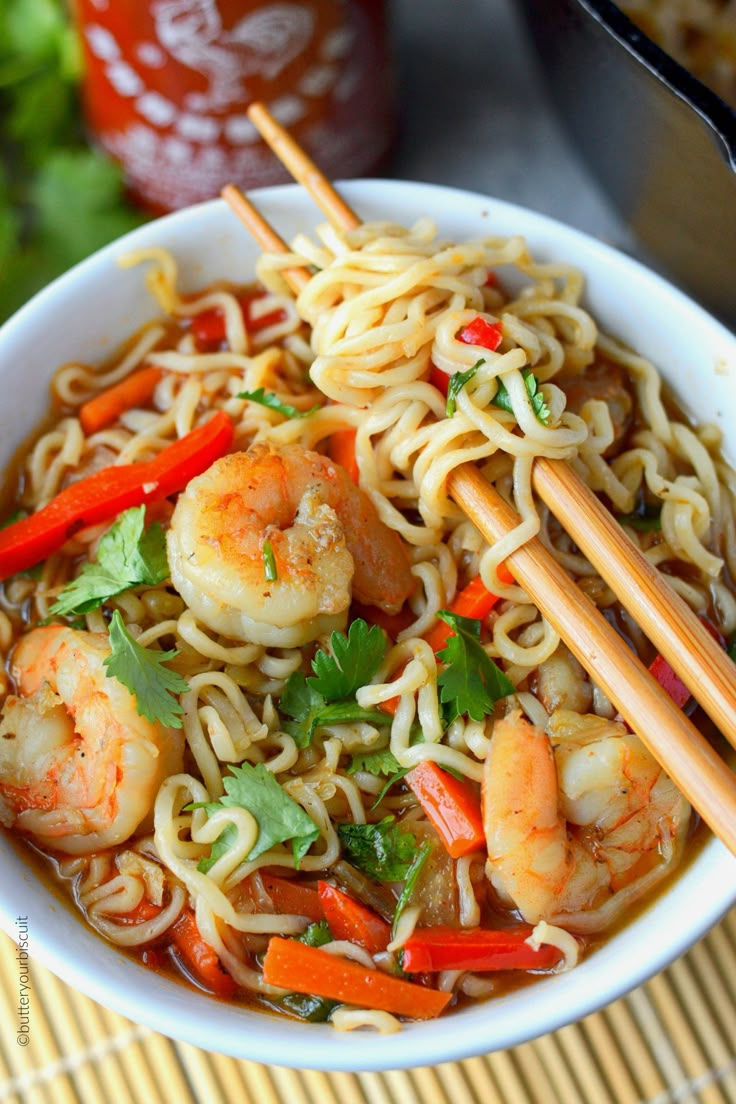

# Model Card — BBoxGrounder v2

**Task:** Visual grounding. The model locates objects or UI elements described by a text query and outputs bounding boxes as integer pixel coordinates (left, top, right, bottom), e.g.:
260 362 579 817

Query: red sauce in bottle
74 0 396 212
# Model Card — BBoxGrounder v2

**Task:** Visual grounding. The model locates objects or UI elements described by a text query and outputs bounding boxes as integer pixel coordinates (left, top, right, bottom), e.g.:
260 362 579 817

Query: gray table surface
389 0 635 252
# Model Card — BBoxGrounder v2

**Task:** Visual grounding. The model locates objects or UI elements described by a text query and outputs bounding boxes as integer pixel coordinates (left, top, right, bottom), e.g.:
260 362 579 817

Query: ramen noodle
620 0 736 108
0 215 734 1029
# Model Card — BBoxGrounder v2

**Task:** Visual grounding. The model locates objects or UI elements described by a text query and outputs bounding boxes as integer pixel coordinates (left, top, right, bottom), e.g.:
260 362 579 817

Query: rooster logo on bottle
152 0 315 110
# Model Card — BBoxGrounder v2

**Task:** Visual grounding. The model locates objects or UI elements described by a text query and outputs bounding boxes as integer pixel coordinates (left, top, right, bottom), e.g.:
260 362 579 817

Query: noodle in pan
0 214 733 1029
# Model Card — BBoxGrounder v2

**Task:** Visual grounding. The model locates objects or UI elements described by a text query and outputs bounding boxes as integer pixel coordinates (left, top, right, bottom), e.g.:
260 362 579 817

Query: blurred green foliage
0 0 147 322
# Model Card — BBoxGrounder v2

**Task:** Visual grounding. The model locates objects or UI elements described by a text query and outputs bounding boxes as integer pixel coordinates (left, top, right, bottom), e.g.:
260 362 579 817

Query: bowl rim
0 178 735 1071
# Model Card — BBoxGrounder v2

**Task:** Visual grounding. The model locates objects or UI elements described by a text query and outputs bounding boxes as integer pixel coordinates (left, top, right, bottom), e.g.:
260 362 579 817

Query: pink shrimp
166 442 414 647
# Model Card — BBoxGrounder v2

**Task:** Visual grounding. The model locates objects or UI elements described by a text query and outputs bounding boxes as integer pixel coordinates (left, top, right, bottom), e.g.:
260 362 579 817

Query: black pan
517 0 736 328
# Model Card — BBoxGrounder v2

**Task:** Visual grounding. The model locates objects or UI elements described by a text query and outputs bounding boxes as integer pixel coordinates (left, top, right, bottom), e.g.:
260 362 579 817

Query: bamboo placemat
1 909 735 1104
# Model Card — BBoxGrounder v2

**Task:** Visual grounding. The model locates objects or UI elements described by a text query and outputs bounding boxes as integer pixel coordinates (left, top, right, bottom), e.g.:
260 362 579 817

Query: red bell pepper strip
191 290 287 351
260 873 324 922
405 760 485 858
456 317 503 352
430 362 450 397
171 907 237 997
647 652 691 709
262 937 451 1019
0 410 234 579
401 925 563 973
317 881 391 954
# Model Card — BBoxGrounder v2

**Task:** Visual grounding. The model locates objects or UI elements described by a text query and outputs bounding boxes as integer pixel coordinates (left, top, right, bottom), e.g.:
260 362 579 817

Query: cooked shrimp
559 359 633 456
482 709 690 933
0 626 184 855
167 442 414 647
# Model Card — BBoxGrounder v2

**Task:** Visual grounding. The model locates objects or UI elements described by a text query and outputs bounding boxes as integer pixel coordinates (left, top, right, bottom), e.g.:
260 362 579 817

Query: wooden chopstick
244 104 736 751
222 103 736 855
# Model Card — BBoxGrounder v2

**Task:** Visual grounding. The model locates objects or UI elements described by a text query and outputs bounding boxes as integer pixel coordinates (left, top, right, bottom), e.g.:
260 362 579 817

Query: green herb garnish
262 539 278 581
280 619 388 747
192 762 320 870
50 506 169 617
237 388 320 420
391 839 433 938
445 360 482 417
337 816 416 882
0 0 146 322
103 610 189 728
436 610 514 722
492 368 550 424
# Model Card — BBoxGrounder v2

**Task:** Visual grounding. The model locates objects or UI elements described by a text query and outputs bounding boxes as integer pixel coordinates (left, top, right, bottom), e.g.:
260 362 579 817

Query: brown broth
0 304 733 1024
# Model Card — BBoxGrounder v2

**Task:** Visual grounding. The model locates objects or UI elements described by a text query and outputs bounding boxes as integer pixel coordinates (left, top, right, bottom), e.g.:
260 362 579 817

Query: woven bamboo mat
1 910 735 1104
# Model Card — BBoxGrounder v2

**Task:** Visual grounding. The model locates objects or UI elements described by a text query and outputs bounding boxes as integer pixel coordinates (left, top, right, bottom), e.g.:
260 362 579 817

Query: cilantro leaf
436 611 514 722
616 509 662 532
391 839 433 938
197 822 237 874
308 619 386 700
727 635 736 664
237 388 320 420
446 360 482 417
195 762 320 868
103 610 189 728
346 748 408 808
337 816 416 882
280 671 387 747
0 0 147 323
279 621 388 747
297 921 332 947
492 368 550 425
280 672 326 748
347 748 402 776
50 506 169 617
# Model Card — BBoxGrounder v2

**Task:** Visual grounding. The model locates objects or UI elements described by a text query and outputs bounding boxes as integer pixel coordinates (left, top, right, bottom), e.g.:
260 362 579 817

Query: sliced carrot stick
79 366 162 434
118 897 164 925
260 873 324 922
328 428 360 484
262 937 451 1019
171 908 237 997
405 760 485 858
423 569 512 654
318 882 391 954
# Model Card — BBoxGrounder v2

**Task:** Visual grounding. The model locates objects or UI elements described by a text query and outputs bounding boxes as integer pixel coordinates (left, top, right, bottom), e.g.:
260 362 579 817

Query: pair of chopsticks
223 102 736 857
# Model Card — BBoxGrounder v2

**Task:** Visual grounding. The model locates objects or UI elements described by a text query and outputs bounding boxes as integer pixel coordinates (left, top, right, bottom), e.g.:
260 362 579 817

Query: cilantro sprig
280 619 389 747
237 388 321 421
436 611 514 722
347 748 402 777
0 0 146 322
445 361 482 417
103 610 189 728
445 360 549 425
50 506 169 617
337 816 416 882
346 748 408 809
192 761 320 869
492 368 550 424
391 839 432 938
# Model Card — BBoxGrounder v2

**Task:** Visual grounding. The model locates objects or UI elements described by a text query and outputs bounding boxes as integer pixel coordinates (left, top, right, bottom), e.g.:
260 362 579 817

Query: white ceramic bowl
0 180 734 1071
